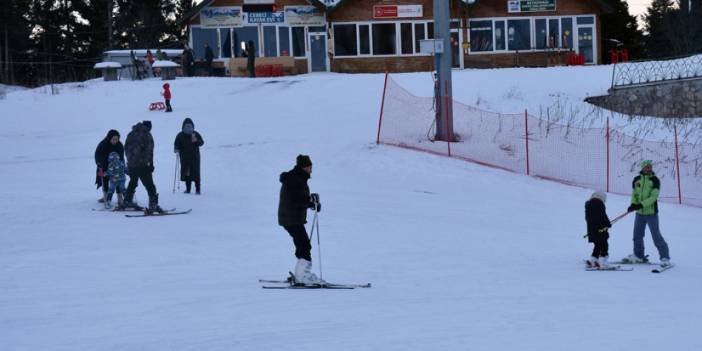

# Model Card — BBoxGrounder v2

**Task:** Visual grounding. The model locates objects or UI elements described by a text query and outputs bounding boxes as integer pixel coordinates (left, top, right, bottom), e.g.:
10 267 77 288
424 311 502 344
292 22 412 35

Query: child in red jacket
162 83 173 112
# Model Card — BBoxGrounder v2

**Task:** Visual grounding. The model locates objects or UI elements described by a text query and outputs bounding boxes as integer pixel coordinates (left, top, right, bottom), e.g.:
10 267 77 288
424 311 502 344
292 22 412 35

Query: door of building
308 32 328 72
575 17 597 64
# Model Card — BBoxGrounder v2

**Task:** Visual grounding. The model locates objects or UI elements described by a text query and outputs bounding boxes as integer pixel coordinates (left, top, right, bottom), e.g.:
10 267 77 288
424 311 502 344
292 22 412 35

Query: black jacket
585 198 611 242
125 122 154 170
205 46 214 63
278 166 311 226
174 118 204 181
94 129 124 187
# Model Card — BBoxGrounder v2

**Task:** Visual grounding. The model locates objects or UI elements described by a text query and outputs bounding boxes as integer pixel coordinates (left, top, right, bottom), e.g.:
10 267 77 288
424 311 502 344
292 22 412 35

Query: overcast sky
627 0 652 18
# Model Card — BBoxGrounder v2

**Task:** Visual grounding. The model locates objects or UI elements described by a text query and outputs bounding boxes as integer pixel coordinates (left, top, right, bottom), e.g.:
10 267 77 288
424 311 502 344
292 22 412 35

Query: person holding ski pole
278 154 322 285
585 191 611 268
622 160 672 267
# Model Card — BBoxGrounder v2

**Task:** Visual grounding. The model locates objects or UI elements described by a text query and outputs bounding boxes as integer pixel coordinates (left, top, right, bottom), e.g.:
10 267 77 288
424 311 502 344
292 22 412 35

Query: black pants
591 239 609 258
284 225 311 261
185 180 200 193
126 167 157 200
165 99 172 112
100 175 110 193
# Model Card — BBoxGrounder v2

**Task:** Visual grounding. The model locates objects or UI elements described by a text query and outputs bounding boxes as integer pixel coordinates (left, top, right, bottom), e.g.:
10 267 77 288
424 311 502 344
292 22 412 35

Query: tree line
0 0 701 87
0 0 195 86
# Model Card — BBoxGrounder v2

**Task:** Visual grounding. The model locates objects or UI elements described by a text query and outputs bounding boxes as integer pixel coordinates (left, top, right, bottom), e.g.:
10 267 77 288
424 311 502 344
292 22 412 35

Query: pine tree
644 0 676 58
600 0 645 62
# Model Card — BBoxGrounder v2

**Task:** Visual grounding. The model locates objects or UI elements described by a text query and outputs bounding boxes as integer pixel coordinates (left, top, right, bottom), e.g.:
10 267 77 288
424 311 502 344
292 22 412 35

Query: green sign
507 0 556 13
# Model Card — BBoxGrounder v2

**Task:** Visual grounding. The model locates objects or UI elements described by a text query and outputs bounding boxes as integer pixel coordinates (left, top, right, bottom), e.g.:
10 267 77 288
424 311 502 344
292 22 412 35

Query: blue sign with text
246 11 284 24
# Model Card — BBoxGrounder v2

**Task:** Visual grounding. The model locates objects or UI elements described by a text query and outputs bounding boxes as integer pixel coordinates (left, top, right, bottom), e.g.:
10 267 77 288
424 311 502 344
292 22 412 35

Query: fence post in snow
376 71 389 145
525 109 530 176
674 124 682 205
445 80 452 157
606 115 610 193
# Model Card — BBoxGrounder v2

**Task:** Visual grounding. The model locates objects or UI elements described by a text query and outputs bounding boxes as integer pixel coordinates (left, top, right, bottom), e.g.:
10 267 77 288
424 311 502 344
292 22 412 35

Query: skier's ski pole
172 154 179 193
582 211 631 238
308 205 323 281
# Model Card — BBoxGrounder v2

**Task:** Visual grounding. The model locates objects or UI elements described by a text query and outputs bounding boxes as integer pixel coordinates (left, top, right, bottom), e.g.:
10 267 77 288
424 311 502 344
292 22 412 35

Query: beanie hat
296 154 312 168
591 191 607 203
142 120 152 131
640 159 652 169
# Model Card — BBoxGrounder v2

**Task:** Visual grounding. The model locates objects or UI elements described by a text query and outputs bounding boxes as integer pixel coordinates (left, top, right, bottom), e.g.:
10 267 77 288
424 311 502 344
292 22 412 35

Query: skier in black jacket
278 155 322 285
123 120 163 213
585 191 612 268
174 118 204 194
94 129 124 202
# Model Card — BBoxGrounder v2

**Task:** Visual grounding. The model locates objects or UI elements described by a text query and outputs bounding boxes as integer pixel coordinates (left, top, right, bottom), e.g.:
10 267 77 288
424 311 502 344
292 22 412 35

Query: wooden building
184 0 612 75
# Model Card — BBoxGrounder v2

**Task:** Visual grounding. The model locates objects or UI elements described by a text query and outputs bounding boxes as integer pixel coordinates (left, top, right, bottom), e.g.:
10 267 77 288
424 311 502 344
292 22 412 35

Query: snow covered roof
94 62 122 69
152 60 180 68
103 49 183 56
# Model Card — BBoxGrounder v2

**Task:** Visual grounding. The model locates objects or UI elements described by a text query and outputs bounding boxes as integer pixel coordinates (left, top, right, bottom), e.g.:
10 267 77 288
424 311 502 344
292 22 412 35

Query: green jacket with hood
631 172 660 216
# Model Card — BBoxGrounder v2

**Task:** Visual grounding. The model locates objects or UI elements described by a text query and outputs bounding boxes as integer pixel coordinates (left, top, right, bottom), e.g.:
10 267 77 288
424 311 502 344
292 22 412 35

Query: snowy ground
1 68 701 350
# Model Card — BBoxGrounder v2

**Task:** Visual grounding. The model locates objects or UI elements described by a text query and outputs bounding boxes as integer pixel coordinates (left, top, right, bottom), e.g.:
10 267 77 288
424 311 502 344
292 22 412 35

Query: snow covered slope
1 68 701 351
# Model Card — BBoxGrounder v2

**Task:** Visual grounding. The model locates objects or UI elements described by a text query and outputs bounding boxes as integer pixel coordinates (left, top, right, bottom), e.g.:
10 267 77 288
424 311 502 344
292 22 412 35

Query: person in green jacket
623 160 671 266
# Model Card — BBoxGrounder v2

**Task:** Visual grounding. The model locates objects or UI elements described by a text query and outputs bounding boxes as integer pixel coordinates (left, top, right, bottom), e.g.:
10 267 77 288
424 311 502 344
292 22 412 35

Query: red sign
374 5 398 18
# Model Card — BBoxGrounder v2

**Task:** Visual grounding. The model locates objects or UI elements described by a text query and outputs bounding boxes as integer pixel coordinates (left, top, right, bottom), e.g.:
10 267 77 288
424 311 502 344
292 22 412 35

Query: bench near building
184 0 611 75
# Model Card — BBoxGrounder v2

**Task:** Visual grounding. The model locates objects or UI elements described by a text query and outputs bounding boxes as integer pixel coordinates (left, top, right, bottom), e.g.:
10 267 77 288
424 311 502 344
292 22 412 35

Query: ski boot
144 193 165 215
293 258 324 286
104 192 113 209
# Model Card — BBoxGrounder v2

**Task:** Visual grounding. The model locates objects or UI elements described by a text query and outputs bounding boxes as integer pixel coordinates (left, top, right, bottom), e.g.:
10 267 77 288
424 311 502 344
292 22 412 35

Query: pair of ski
260 272 371 290
613 256 675 273
585 258 674 273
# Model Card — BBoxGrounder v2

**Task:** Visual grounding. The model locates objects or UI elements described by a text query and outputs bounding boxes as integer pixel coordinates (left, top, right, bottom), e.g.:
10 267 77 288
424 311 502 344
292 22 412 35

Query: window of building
220 28 231 58
279 26 290 56
414 23 425 53
291 27 305 57
359 24 370 55
372 23 396 55
231 27 258 58
192 28 219 59
548 19 559 48
535 19 547 49
427 22 434 39
577 16 594 25
334 24 357 56
494 20 506 50
401 23 413 54
561 18 573 49
470 20 493 52
263 26 277 57
507 19 531 51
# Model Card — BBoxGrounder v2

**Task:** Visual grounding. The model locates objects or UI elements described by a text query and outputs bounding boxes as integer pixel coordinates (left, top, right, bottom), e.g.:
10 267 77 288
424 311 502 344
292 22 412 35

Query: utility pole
434 0 453 141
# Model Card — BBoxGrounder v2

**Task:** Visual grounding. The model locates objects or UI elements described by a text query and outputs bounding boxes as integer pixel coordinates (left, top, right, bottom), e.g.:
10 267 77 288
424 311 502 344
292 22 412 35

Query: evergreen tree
0 0 33 85
600 0 645 62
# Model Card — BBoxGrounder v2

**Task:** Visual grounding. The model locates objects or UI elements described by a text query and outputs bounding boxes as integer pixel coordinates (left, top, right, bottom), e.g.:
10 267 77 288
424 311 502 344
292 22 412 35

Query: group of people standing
585 159 672 269
94 118 205 213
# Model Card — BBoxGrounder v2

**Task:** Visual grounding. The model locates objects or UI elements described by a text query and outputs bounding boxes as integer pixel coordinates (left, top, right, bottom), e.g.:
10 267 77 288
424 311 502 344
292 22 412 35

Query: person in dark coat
182 45 194 77
585 191 611 268
123 120 163 213
174 118 204 194
94 129 124 203
278 155 322 285
244 40 256 78
204 42 214 76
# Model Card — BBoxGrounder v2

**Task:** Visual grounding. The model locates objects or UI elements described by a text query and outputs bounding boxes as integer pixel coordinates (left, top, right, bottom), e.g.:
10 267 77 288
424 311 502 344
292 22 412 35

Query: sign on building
201 6 244 27
245 11 285 24
373 5 423 19
507 0 556 13
285 6 326 26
